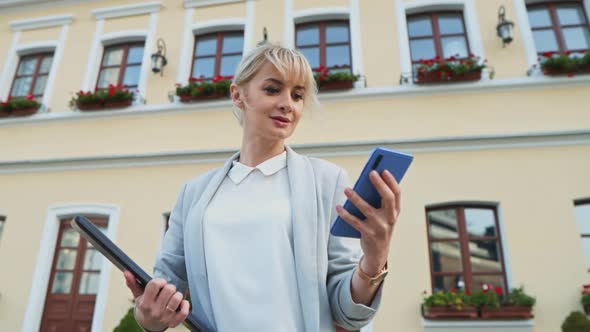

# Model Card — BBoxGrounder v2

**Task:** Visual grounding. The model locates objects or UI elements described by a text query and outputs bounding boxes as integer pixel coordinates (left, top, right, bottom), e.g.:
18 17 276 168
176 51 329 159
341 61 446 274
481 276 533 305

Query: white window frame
395 0 486 85
574 198 590 270
0 15 72 112
514 0 590 77
21 204 120 332
286 4 365 88
83 2 161 105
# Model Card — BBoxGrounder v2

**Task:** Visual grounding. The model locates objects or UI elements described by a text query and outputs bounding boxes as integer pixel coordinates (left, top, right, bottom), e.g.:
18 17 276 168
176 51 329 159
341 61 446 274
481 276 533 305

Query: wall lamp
151 38 168 76
496 5 515 47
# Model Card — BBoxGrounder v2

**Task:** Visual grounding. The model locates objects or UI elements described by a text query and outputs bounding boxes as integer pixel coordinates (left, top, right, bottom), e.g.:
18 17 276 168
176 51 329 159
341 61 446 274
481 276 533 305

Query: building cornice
92 1 161 20
183 0 244 9
0 130 588 174
10 14 74 31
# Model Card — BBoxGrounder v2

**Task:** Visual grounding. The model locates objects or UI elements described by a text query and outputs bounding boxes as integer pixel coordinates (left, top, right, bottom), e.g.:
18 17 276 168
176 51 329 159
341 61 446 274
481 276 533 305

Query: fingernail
384 169 391 176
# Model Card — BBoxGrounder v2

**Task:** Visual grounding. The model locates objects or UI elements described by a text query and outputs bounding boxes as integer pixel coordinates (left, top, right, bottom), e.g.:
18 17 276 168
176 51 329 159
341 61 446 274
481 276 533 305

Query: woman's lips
271 116 290 128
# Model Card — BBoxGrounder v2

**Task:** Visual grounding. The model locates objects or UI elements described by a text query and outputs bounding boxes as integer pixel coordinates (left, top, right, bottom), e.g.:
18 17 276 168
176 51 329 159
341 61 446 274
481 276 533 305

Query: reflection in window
527 2 590 54
97 43 144 90
10 53 54 99
295 21 352 74
191 31 244 80
574 199 590 268
426 204 508 294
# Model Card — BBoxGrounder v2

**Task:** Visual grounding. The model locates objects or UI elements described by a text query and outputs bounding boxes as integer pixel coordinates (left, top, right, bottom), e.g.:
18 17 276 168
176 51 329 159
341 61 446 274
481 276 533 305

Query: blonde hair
231 43 319 125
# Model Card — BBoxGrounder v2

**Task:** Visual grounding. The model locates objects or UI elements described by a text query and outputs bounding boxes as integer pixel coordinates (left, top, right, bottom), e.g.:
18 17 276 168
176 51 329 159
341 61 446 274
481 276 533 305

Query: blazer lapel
190 150 239 331
286 146 320 331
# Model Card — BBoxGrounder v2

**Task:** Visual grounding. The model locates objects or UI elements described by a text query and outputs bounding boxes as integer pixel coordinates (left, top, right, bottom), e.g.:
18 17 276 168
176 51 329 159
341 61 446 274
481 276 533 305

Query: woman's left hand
336 169 401 275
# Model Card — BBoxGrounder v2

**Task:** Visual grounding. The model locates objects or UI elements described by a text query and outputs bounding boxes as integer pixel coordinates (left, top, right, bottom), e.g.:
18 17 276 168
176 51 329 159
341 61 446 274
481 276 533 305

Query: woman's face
233 62 306 142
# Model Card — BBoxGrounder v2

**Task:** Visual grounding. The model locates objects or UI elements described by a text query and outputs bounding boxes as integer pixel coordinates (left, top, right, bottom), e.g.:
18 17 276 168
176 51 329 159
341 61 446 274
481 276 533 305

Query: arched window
191 31 244 80
10 52 54 99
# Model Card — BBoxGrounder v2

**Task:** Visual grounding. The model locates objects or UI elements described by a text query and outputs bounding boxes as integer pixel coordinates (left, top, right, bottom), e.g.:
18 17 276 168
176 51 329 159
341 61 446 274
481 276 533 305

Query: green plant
470 284 502 309
561 311 590 332
422 288 474 311
415 54 486 79
69 84 134 109
539 51 590 75
0 95 41 112
505 287 536 307
176 75 232 99
581 284 590 307
113 307 143 332
313 65 359 85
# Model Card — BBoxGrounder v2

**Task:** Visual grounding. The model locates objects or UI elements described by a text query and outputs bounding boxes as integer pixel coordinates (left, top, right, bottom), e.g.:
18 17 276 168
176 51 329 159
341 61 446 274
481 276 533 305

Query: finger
143 278 167 302
165 291 183 316
155 284 177 312
344 188 376 220
369 170 395 208
124 271 144 298
336 205 369 235
170 300 190 327
382 170 401 217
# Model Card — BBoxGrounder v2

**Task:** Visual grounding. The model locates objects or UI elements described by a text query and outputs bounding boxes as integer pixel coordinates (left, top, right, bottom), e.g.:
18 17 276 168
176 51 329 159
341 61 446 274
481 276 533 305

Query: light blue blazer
154 146 383 331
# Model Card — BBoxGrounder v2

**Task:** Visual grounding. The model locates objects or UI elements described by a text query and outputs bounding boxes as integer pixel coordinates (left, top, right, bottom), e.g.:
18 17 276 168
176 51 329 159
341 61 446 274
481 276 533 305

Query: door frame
22 204 120 332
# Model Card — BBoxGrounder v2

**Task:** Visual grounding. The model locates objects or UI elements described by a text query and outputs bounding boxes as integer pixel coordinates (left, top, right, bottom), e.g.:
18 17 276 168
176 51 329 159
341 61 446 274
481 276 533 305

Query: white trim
82 20 104 91
283 0 294 48
422 318 534 328
139 14 159 101
0 31 21 100
292 7 349 24
514 0 539 75
42 25 69 110
1 130 589 173
177 8 195 84
398 0 487 84
243 0 255 54
496 206 513 290
191 18 246 35
100 30 148 45
21 204 120 332
1 74 590 125
92 1 161 20
349 0 364 88
183 0 243 8
10 14 73 31
15 41 58 54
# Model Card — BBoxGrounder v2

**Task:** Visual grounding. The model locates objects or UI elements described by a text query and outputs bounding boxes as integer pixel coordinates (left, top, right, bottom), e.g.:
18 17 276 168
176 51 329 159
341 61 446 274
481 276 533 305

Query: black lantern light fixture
151 38 168 75
257 27 268 46
496 5 515 47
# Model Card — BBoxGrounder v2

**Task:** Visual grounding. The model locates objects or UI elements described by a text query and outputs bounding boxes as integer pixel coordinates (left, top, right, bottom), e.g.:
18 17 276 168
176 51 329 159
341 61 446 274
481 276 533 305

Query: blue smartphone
330 147 413 238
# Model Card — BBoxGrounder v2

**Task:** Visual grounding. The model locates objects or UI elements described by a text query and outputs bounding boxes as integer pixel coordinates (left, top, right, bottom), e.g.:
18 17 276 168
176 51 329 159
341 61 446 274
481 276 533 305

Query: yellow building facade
0 0 589 331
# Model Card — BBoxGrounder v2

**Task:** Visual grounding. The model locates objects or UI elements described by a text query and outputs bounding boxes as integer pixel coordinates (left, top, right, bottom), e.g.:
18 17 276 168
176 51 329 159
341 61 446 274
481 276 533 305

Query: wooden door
40 216 108 332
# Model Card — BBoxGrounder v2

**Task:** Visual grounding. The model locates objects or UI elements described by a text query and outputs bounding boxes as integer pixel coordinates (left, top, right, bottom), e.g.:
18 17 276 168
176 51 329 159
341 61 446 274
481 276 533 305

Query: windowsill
1 74 589 127
422 318 534 330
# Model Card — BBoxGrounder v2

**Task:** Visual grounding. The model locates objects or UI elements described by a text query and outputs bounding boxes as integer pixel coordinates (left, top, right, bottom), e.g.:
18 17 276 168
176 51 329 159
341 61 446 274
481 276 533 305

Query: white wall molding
397 0 486 83
138 13 159 101
349 0 364 87
177 8 195 84
191 18 246 35
1 130 589 174
243 0 256 54
292 7 349 24
92 1 161 20
99 30 148 45
42 24 69 110
283 0 294 48
1 74 590 126
183 0 243 9
10 14 74 31
422 318 534 328
513 0 540 75
82 20 104 91
21 204 120 332
14 41 58 54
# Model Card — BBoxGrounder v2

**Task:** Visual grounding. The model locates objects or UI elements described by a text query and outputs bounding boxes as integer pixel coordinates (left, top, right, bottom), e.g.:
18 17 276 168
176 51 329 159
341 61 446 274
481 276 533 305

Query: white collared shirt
203 151 305 331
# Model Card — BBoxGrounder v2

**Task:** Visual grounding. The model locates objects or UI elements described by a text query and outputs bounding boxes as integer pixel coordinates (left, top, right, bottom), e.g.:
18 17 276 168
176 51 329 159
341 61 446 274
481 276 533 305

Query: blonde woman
124 44 401 332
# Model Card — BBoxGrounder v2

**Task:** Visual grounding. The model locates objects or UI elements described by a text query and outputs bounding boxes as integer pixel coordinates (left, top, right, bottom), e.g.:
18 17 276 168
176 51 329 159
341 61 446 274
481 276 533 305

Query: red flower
189 77 198 82
466 290 471 295
108 85 115 97
582 284 590 289
565 51 571 56
450 288 457 293
541 51 555 57
223 75 234 80
197 87 203 93
567 73 574 78
495 287 503 295
26 94 34 101
212 75 223 83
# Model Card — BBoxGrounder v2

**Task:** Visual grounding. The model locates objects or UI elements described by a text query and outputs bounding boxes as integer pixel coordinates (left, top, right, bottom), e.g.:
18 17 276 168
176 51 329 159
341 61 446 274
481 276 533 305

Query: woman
124 44 401 332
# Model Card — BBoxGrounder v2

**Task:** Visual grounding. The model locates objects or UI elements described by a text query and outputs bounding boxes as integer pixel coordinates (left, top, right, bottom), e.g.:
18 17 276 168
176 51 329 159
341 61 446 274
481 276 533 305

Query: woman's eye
293 93 304 101
264 87 279 94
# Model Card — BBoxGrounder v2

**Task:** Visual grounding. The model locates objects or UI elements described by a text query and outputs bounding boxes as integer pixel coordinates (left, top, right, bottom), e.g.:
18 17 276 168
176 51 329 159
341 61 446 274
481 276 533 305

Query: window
10 53 54 98
191 31 244 80
527 1 590 54
407 12 471 68
574 198 590 269
425 204 508 293
296 20 352 73
96 43 144 90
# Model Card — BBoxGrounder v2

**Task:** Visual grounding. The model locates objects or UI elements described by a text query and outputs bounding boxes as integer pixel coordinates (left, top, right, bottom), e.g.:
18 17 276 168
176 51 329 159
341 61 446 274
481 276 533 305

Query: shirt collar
228 151 287 184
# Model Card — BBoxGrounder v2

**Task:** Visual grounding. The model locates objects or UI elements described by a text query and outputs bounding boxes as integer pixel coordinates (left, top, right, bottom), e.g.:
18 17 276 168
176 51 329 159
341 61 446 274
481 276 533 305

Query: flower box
11 107 39 116
318 80 354 91
416 70 482 84
71 84 134 112
176 76 232 103
424 305 479 319
76 103 104 111
539 51 590 77
0 95 41 118
480 305 533 319
104 100 133 109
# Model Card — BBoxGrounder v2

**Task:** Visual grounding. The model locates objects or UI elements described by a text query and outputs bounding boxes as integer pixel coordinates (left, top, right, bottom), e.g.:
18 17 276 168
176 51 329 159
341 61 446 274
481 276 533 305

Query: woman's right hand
124 271 190 331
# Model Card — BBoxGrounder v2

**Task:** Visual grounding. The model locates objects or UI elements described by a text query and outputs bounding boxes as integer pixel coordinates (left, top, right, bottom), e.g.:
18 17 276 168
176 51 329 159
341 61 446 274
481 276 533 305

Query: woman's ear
230 83 244 109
